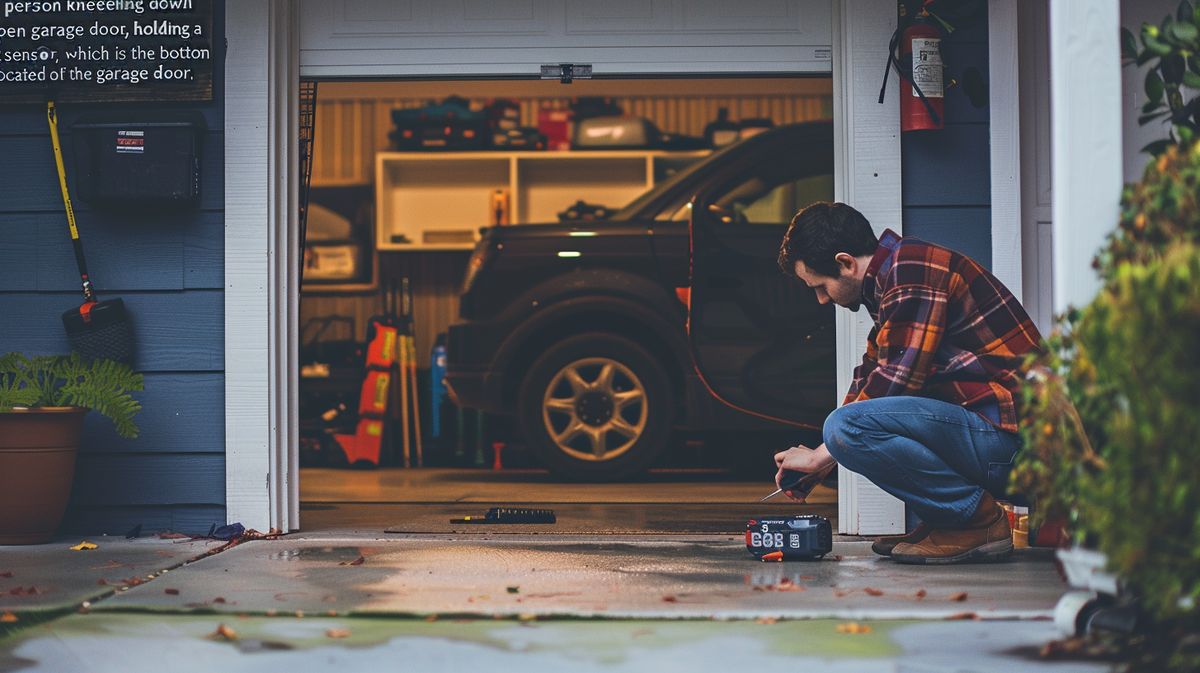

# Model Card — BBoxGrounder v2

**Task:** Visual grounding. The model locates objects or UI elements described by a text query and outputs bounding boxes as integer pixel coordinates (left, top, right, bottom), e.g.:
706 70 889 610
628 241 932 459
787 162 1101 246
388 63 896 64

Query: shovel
47 101 135 365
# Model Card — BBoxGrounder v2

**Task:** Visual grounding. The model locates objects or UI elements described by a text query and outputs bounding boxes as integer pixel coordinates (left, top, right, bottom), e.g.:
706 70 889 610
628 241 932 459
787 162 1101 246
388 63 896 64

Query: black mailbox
71 114 204 210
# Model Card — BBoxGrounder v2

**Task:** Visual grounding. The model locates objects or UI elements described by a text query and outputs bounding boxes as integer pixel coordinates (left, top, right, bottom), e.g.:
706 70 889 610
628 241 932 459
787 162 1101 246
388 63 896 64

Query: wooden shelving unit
375 150 709 251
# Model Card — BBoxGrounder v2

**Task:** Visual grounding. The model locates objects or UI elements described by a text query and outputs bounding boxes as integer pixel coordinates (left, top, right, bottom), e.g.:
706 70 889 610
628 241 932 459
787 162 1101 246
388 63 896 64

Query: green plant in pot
0 352 142 545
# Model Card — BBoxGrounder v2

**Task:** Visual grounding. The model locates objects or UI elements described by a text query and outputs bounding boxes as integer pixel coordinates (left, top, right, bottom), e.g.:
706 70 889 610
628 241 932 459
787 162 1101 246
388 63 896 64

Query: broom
47 101 136 365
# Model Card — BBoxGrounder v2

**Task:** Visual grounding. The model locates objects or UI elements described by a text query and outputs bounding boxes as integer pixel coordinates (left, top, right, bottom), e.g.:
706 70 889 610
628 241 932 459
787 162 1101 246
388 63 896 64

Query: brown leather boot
870 522 931 557
890 492 1013 565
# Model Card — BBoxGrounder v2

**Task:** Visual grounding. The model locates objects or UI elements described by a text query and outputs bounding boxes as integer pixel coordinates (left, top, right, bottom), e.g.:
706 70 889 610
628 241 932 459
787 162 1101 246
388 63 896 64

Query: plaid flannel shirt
844 229 1043 432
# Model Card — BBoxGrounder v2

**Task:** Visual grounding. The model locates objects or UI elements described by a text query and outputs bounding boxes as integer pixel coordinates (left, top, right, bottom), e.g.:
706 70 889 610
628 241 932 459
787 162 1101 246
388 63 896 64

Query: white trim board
225 0 300 533
989 0 1023 298
831 0 905 536
1049 0 1121 313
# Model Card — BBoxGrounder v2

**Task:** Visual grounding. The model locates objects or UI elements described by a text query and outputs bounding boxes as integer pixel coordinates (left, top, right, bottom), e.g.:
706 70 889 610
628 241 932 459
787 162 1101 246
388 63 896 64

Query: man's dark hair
777 202 879 278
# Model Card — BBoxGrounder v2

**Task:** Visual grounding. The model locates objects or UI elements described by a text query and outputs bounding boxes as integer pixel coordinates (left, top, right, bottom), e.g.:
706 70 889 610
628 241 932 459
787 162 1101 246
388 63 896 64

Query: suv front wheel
517 333 674 481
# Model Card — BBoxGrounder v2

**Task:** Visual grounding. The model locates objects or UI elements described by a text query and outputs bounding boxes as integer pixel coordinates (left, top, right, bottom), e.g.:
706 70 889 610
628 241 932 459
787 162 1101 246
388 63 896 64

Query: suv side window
714 171 835 226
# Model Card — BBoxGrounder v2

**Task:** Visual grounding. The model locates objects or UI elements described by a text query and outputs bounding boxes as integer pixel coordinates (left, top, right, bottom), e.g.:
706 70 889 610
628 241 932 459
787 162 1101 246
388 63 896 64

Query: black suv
447 121 837 480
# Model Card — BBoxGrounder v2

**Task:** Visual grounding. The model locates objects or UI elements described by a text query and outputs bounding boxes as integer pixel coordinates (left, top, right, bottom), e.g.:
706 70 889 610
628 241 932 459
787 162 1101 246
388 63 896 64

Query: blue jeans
823 397 1022 527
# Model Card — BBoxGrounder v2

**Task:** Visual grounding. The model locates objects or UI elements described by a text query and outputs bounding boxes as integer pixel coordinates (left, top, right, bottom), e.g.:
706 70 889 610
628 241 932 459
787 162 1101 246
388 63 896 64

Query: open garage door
299 0 832 78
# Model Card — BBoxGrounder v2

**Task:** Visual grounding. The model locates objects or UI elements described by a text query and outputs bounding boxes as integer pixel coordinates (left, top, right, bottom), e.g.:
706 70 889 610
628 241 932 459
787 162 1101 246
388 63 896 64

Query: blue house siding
902 12 993 269
0 2 226 535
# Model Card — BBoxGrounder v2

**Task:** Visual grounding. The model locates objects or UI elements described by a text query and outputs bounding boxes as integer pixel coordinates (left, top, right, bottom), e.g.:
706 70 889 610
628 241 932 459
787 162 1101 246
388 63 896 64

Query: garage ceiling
298 0 833 78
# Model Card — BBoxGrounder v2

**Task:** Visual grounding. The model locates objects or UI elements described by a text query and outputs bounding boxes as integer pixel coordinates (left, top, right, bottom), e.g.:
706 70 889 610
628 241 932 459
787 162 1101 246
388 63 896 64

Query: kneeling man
774 202 1043 564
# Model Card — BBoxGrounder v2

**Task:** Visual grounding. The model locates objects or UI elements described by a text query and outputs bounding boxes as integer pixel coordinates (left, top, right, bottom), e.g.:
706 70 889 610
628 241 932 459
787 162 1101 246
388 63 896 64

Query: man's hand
773 443 836 502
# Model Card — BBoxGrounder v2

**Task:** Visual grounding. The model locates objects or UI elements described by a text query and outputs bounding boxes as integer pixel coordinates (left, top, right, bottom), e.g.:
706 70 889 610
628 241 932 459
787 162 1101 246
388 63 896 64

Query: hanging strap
46 101 96 303
877 26 942 126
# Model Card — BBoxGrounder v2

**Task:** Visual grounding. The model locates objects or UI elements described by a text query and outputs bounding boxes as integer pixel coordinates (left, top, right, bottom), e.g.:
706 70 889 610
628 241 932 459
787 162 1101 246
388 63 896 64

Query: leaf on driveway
948 592 969 602
0 571 12 578
325 628 351 639
165 588 180 595
1 612 17 623
836 622 872 634
208 623 239 641
69 541 98 551
755 617 778 625
661 595 678 603
864 587 885 596
914 589 927 600
944 611 978 621
339 556 365 566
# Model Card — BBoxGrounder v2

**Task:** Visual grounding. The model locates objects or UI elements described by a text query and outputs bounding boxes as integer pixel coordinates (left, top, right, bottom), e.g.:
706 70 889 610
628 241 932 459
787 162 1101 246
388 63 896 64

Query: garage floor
299 468 838 533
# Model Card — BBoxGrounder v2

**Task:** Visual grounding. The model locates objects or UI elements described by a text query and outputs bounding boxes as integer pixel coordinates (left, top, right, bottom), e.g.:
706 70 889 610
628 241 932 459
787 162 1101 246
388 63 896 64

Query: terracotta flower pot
0 407 86 545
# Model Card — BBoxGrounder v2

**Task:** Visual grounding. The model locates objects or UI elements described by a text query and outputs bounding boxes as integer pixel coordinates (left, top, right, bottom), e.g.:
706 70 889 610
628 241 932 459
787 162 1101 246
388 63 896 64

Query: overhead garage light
569 231 596 237
557 251 582 258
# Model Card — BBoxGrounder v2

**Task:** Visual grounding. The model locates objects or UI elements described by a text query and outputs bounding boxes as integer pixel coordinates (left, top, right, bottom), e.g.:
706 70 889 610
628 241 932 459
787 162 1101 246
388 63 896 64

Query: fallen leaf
0 612 17 623
209 623 238 641
948 592 969 602
517 613 537 622
339 556 365 566
833 589 852 598
294 610 304 618
830 555 844 561
213 597 227 604
424 614 438 622
836 622 872 634
661 595 678 603
0 571 12 578
165 589 180 596
776 583 806 592
798 575 815 581
755 617 778 625
506 586 520 594
944 611 978 621
325 628 351 639
1040 637 1085 658
914 589 927 600
69 541 98 551
864 587 885 596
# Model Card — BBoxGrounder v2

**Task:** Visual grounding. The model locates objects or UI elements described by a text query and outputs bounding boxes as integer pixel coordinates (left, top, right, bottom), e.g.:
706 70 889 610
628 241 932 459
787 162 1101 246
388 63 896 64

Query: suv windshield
611 139 745 221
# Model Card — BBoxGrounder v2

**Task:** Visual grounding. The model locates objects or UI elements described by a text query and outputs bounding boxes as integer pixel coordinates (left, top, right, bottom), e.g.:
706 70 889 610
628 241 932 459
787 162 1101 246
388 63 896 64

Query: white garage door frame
224 0 906 534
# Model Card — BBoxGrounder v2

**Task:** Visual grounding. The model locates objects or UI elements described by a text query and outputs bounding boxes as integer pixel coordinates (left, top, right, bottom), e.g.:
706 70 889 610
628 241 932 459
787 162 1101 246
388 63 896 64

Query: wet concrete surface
94 535 1064 620
0 612 1111 673
0 536 221 613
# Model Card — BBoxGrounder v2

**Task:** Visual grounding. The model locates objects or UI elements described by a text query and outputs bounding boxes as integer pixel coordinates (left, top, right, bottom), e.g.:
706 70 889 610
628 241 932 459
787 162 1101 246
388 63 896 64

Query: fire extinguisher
880 3 944 132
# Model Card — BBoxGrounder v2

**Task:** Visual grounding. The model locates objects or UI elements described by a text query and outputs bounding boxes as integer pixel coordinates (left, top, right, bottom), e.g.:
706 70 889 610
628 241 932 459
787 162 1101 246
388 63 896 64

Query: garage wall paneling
901 7 993 269
0 2 227 536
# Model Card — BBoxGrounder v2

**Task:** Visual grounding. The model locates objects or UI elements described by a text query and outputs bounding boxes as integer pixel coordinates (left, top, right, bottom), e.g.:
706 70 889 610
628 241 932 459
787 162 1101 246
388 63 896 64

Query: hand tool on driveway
48 101 135 365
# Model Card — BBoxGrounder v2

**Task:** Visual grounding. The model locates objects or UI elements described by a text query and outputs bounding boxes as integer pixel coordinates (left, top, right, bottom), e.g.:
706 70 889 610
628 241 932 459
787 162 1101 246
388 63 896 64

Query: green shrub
1013 140 1200 668
1014 138 1200 614
0 352 144 439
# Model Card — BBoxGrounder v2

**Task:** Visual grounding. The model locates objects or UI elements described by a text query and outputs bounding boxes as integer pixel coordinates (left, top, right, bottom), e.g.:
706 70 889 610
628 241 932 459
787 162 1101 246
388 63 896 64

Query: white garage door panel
300 0 833 77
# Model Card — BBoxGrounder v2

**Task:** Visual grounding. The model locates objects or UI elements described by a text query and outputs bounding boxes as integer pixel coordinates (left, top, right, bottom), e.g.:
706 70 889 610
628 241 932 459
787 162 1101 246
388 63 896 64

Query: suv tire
517 333 674 481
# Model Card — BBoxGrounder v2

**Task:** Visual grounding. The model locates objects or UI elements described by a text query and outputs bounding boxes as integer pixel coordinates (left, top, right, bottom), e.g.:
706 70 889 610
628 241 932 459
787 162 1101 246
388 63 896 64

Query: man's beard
838 299 862 312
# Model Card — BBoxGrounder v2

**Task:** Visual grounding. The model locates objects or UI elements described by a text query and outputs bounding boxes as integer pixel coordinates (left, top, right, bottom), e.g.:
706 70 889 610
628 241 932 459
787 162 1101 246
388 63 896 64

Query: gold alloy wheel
542 357 648 462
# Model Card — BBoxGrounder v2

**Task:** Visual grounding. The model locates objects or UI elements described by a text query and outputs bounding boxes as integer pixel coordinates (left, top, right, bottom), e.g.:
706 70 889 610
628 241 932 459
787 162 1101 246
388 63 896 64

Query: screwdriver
760 468 815 502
